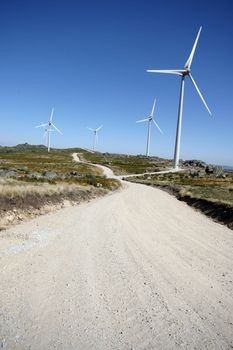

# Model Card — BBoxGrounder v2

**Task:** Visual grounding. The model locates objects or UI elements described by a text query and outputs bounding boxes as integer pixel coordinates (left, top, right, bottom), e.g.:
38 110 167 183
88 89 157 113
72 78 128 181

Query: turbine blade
50 108 54 122
87 127 94 131
185 26 202 69
189 73 212 115
147 69 185 75
96 132 99 144
136 118 149 123
152 119 164 134
35 123 47 128
51 123 62 134
151 98 156 116
43 131 47 138
96 125 103 131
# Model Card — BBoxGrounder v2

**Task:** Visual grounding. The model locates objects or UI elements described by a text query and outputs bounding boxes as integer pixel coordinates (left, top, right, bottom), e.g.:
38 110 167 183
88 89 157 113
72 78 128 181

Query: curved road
0 159 233 349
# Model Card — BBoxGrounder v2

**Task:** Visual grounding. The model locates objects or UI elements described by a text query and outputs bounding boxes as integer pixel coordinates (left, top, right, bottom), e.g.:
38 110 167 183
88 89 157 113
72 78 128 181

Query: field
80 151 172 175
0 145 119 189
0 145 120 229
1 145 233 230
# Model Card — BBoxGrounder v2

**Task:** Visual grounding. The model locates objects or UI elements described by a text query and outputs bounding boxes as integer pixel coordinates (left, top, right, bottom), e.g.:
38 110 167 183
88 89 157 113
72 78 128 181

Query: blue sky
0 0 232 165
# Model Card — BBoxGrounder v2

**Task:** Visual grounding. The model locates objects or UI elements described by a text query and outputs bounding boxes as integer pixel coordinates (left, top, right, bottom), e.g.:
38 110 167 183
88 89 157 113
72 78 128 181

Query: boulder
0 169 17 177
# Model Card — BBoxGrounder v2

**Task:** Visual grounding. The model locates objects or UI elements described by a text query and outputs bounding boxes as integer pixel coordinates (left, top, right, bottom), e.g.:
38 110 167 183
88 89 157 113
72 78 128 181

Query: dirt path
72 152 180 179
72 152 116 178
1 159 233 349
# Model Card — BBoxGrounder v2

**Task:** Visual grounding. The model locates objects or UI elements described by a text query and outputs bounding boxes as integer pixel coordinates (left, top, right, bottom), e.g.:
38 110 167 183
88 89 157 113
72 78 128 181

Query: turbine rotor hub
183 69 190 76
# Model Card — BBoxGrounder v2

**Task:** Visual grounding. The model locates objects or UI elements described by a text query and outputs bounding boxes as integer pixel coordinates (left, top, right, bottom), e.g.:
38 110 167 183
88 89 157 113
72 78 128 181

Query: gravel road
0 169 233 349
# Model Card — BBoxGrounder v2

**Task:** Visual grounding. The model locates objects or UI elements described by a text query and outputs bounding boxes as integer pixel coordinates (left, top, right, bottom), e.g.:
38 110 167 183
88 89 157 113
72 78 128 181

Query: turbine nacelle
183 69 191 76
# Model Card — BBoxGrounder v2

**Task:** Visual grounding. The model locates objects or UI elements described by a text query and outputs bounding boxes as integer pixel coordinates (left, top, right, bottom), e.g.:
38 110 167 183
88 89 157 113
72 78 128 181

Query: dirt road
72 152 116 178
1 179 233 349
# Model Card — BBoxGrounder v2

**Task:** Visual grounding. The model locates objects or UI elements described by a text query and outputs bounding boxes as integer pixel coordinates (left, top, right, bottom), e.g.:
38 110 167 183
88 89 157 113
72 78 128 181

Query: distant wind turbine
147 26 211 169
87 125 102 151
35 108 62 152
136 98 163 157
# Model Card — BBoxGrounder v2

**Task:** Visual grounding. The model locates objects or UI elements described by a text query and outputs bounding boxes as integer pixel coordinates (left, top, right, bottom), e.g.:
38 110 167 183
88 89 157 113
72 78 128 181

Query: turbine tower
88 125 102 151
35 108 62 152
147 26 211 169
136 98 163 157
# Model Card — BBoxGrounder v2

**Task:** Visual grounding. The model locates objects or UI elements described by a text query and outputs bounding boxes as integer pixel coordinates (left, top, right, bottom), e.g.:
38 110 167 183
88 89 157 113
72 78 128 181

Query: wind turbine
87 125 102 151
147 26 211 169
35 108 62 152
136 98 163 157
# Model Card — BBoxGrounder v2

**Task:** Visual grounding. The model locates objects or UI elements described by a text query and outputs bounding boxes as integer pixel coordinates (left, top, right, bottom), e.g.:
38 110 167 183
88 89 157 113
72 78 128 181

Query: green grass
0 146 121 229
127 172 233 205
0 148 100 175
81 151 172 175
0 146 120 190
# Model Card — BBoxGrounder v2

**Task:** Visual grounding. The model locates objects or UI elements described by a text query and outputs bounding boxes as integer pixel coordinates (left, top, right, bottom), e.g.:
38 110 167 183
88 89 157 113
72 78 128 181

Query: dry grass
0 147 121 230
127 172 233 205
0 177 110 231
0 178 88 199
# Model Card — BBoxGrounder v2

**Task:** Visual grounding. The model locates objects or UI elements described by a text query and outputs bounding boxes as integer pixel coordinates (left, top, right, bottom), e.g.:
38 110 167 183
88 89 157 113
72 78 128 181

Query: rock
182 160 207 168
70 171 77 176
197 169 206 177
0 169 17 177
17 166 29 172
43 172 58 179
0 338 7 348
191 171 199 178
28 172 43 179
205 165 214 174
205 165 225 177
217 173 226 179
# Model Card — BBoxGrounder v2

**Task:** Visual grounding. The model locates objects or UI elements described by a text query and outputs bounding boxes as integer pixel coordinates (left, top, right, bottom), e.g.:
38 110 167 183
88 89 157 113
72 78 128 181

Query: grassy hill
1 145 232 230
0 145 120 230
80 151 172 175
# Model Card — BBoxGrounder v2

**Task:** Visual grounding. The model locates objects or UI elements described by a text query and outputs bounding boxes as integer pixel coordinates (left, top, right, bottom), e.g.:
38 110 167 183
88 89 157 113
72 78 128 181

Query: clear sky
0 0 232 165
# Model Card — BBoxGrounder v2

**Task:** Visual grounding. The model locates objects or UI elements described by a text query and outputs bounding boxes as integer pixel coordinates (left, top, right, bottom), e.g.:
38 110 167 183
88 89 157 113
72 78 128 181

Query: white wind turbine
136 98 163 157
87 125 103 151
147 26 211 169
35 108 62 152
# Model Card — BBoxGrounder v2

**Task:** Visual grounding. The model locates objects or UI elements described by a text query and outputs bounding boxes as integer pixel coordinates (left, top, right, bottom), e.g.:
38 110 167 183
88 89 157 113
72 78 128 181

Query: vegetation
0 145 120 229
0 177 110 230
0 145 100 175
80 151 172 175
1 144 232 229
127 171 233 205
0 177 99 204
0 145 119 190
127 171 233 229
